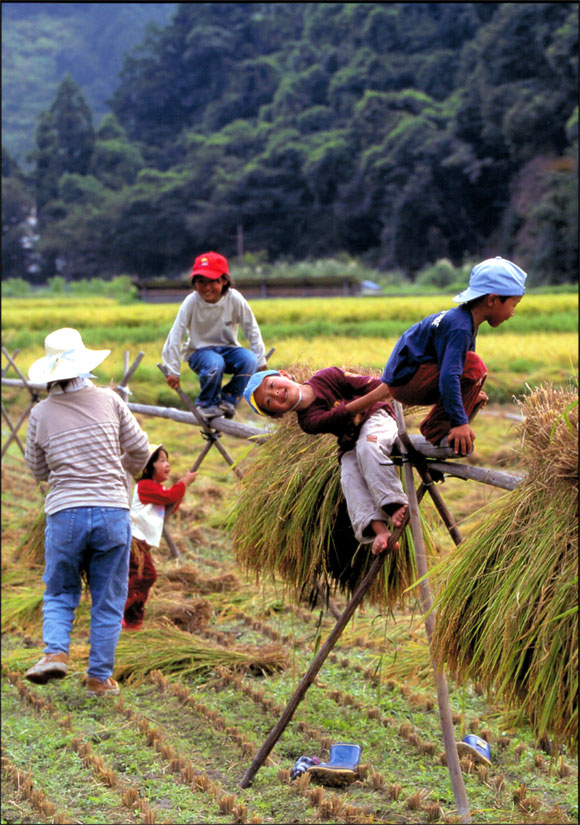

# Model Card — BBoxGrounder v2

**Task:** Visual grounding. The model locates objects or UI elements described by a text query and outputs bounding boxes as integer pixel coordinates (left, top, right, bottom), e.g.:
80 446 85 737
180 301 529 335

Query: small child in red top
123 445 197 630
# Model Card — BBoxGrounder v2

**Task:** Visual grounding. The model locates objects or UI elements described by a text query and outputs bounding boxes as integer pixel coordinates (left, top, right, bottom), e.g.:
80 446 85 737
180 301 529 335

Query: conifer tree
33 75 95 216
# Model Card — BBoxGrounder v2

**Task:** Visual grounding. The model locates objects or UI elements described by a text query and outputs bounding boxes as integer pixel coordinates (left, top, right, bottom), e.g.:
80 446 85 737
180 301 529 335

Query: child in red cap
162 251 267 418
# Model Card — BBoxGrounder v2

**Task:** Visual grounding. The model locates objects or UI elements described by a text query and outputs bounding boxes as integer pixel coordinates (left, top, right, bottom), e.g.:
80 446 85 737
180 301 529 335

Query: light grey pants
340 410 408 544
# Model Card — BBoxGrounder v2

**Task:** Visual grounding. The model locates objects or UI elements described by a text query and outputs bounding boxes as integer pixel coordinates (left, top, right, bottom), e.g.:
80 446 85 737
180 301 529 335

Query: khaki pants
340 410 408 544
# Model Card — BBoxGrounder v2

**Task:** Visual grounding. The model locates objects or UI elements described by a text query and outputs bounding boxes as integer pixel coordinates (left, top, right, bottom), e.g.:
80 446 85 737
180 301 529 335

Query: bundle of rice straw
114 622 289 681
432 384 578 746
13 507 45 566
227 413 418 612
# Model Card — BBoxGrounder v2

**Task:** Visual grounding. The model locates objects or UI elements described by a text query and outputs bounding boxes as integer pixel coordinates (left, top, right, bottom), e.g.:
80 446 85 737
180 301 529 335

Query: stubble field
1 292 577 824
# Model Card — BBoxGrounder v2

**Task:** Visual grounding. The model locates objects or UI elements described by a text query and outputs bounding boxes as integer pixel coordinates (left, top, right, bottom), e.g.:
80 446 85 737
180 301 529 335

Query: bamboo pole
239 483 427 789
1 350 19 377
1 348 41 458
397 429 463 546
126 400 269 441
116 351 145 403
394 402 471 824
427 460 522 491
0 378 524 490
157 363 244 479
1 401 26 456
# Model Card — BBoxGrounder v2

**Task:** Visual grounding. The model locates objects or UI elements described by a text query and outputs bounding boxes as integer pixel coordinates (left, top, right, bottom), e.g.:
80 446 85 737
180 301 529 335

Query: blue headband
243 370 280 415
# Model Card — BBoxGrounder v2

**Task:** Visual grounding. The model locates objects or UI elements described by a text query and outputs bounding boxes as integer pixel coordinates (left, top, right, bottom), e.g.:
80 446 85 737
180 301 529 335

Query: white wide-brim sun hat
28 327 111 384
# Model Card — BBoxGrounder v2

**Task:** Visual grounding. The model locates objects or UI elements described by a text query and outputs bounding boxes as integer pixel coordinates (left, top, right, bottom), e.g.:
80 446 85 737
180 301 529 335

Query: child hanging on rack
243 367 408 555
123 445 198 630
162 251 268 420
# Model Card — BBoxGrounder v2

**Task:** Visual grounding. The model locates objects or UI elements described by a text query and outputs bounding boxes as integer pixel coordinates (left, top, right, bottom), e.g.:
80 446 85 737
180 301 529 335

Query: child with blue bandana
244 366 408 555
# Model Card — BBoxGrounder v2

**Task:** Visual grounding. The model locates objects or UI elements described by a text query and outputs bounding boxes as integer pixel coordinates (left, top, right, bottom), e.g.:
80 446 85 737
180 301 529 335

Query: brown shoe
86 677 120 697
24 652 68 684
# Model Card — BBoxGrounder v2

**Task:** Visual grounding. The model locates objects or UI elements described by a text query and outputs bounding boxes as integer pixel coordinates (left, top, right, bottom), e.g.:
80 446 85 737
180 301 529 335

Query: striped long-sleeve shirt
25 380 150 515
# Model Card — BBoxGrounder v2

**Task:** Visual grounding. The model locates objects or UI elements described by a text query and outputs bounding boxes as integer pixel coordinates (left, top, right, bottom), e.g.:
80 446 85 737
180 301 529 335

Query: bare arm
344 382 391 415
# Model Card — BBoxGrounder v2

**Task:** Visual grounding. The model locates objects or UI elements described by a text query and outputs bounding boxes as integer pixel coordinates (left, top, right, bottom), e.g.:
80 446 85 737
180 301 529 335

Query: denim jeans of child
42 507 131 682
187 346 258 408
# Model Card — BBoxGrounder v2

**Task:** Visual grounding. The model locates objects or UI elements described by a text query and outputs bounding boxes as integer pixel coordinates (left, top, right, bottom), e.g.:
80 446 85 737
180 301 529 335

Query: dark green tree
32 75 95 216
90 114 145 189
2 149 35 280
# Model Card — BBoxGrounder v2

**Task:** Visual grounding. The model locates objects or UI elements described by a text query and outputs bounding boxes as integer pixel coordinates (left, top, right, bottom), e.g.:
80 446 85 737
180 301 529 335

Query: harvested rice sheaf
13 507 46 566
227 409 419 611
114 622 289 681
432 384 578 746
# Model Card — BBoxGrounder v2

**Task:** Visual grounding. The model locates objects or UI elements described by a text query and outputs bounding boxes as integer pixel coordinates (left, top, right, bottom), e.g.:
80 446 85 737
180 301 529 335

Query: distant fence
138 277 364 302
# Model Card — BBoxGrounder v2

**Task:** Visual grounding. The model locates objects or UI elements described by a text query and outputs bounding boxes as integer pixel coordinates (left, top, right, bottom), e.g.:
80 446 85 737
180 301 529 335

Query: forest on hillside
2 3 578 284
1 3 177 163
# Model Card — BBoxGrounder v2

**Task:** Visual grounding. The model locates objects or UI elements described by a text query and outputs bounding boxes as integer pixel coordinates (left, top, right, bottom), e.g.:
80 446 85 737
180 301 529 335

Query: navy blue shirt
381 306 476 427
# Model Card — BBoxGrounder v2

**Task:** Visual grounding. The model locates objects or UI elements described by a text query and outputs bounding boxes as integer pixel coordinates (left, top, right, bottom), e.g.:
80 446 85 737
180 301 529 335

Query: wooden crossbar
1 348 41 459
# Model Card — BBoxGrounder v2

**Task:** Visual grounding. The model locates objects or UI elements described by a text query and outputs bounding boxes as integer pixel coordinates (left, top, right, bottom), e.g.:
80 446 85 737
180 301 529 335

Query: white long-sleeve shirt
161 288 267 375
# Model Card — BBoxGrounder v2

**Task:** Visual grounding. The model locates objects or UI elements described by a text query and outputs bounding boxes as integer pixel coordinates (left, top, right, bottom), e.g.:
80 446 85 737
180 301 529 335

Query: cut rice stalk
227 410 422 612
432 384 578 746
114 622 289 682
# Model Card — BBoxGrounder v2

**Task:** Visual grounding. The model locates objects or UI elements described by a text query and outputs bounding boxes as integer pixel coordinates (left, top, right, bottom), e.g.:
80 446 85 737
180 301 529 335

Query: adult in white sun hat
27 327 111 385
24 328 150 697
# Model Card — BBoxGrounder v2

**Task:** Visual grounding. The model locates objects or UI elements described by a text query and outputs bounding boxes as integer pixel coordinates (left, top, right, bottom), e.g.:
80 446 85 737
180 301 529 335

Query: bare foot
391 504 407 528
371 530 399 555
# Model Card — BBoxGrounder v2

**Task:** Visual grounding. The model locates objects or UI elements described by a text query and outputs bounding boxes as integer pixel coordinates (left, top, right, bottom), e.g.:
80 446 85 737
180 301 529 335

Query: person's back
27 382 148 514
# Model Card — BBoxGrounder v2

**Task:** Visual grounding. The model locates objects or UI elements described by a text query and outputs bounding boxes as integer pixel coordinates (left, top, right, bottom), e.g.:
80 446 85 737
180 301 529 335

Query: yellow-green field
2 293 577 406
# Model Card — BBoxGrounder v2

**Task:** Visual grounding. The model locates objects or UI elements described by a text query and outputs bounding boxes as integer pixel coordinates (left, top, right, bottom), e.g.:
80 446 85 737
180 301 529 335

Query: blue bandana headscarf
243 370 280 416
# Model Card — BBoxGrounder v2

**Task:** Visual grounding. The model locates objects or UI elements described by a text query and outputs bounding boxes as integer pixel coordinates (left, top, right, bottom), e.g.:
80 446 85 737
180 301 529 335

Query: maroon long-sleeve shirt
296 367 396 460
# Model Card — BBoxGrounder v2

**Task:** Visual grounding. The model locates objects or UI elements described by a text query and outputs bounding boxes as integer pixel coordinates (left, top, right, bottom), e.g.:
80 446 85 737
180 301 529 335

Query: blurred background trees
2 2 577 284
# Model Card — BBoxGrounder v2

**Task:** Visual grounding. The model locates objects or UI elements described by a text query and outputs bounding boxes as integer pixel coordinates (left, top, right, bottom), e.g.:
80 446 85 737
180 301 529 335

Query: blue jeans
187 346 258 408
42 507 131 682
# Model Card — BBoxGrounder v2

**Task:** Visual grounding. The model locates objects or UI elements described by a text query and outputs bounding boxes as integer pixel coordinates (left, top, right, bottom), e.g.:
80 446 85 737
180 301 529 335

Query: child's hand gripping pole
157 363 243 479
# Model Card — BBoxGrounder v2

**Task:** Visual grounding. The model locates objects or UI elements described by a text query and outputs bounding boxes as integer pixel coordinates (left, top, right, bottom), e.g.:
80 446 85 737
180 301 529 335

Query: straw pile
114 622 289 681
228 413 418 612
13 508 45 566
432 384 578 746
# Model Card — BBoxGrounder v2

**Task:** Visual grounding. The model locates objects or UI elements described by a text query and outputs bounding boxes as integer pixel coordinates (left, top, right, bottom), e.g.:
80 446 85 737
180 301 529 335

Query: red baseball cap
190 251 229 280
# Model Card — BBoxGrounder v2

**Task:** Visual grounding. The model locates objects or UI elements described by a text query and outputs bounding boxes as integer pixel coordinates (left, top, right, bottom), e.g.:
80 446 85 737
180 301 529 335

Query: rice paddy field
1 291 578 824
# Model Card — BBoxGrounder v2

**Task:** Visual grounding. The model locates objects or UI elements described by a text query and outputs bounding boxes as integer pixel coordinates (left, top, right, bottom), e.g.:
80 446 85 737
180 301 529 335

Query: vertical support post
237 224 244 262
394 402 471 824
162 524 182 560
396 429 463 547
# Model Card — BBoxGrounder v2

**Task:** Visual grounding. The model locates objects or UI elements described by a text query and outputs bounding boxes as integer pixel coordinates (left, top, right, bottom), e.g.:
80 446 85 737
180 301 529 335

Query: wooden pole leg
394 402 471 824
239 483 428 789
162 525 182 560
